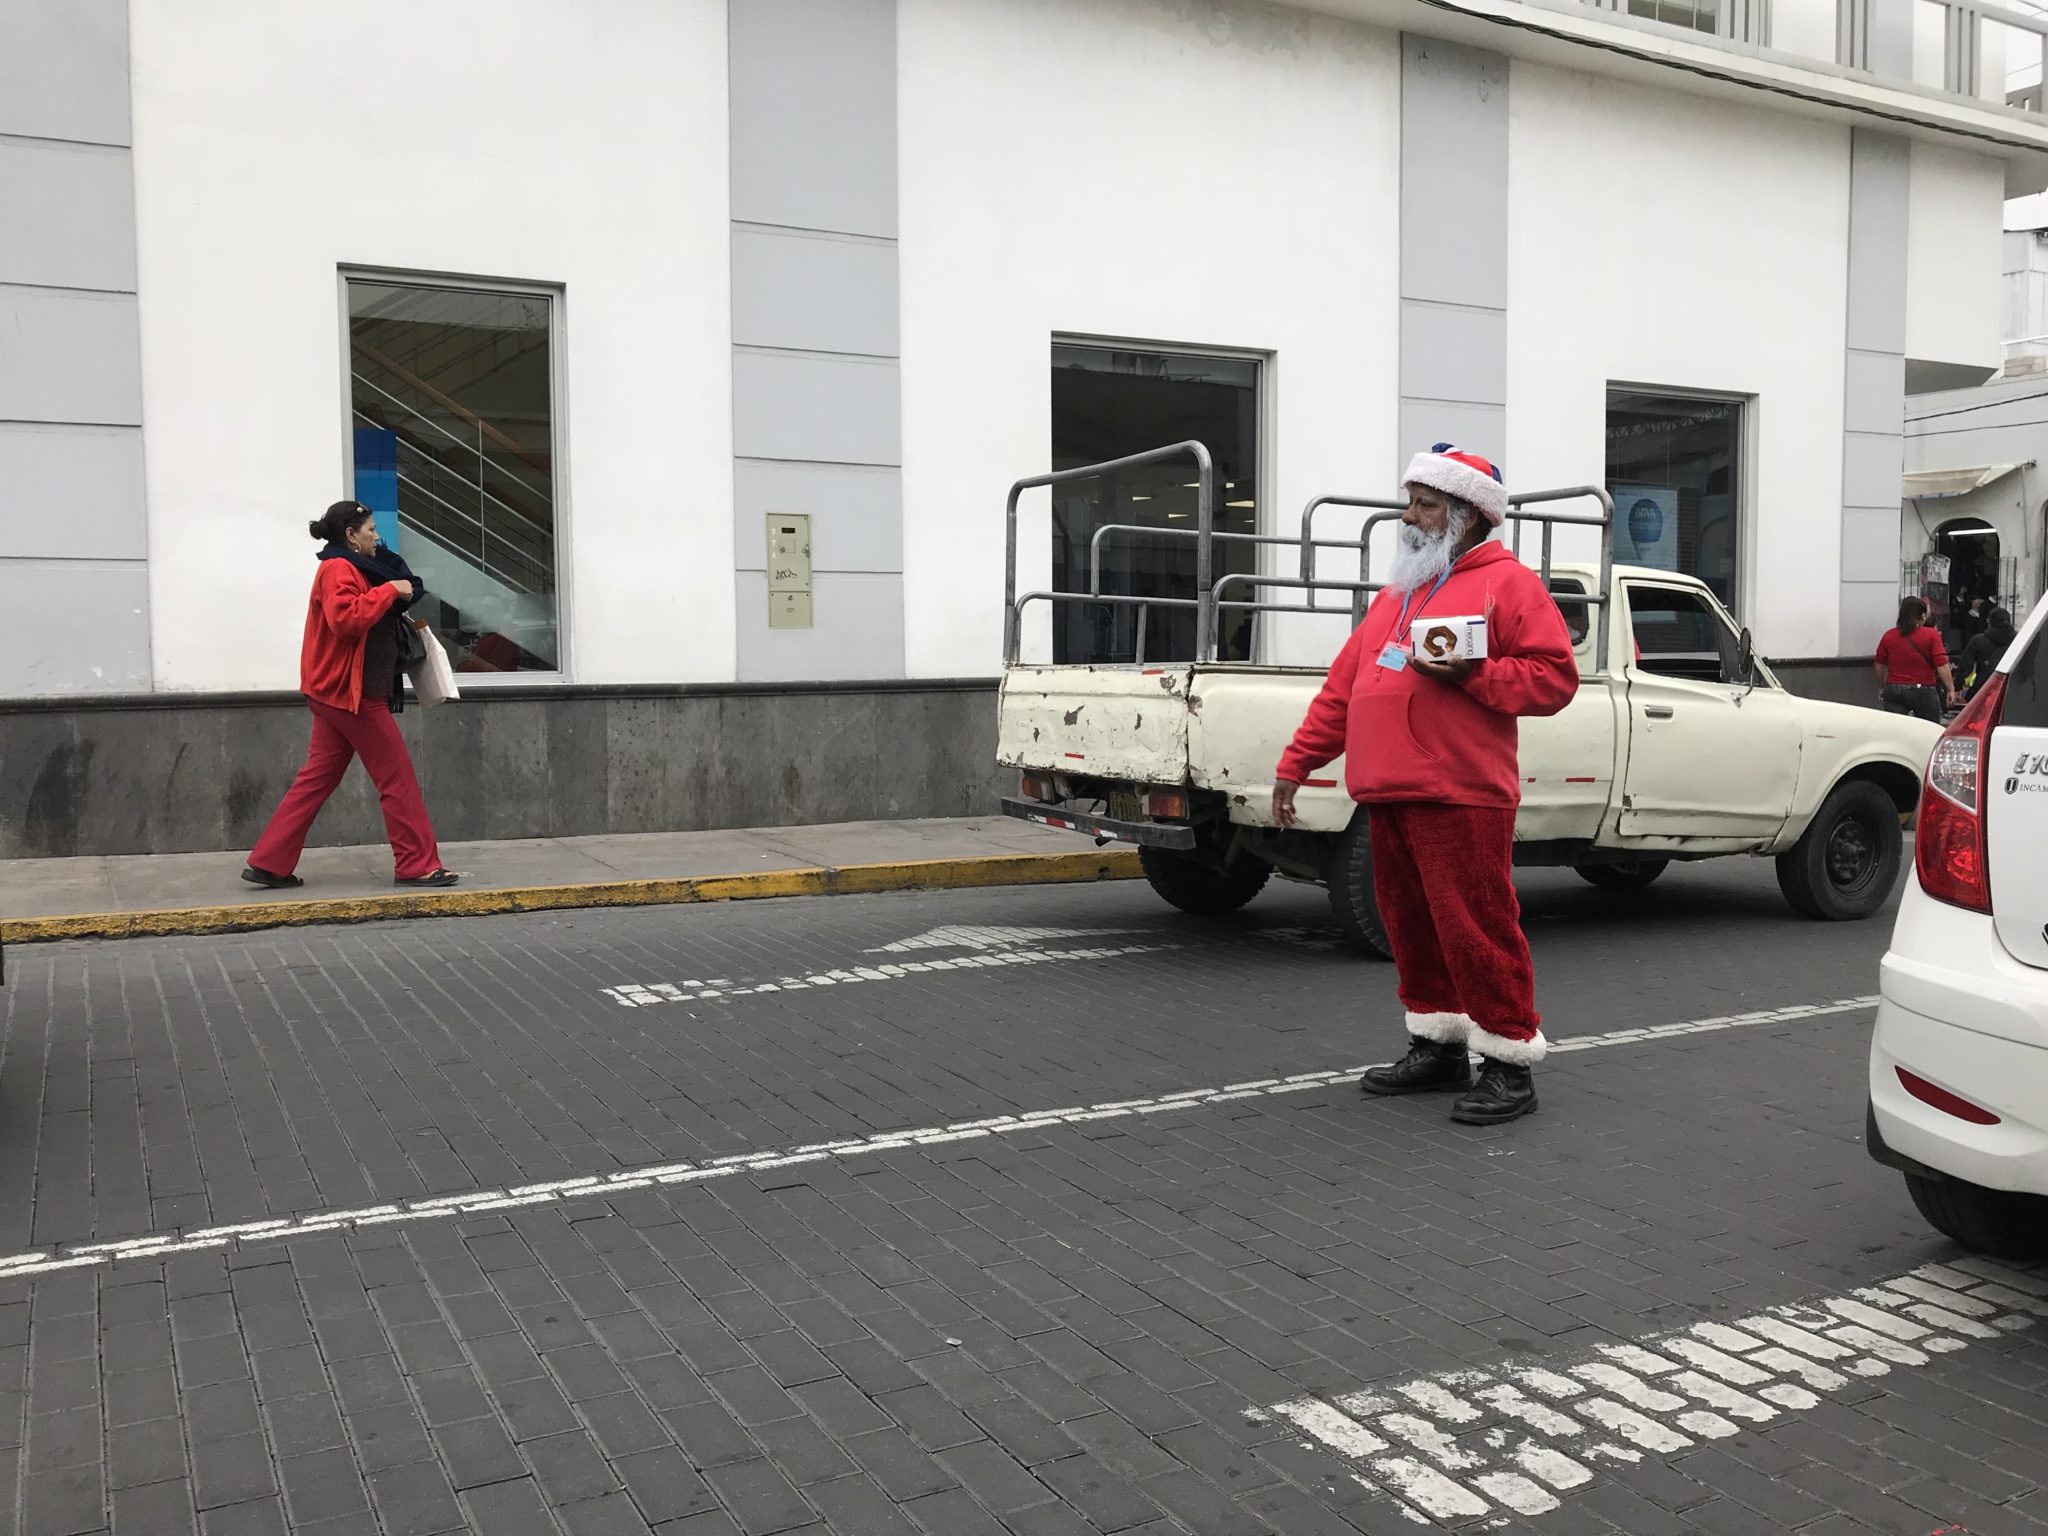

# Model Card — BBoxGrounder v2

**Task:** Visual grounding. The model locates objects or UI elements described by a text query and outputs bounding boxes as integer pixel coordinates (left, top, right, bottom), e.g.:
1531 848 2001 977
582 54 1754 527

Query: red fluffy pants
1369 802 1542 1055
250 700 442 881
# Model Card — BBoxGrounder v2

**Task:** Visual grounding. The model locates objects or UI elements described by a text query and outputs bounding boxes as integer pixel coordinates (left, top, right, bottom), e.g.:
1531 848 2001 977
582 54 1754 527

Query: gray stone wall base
2 684 1007 859
1768 658 1884 709
2 666 1890 859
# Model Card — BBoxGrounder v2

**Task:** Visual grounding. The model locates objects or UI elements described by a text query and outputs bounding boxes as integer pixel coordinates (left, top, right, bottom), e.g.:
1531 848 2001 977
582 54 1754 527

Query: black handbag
395 611 427 669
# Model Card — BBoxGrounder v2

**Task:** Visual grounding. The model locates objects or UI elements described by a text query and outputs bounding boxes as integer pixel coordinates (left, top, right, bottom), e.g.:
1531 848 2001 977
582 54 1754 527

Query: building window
1606 387 1744 613
346 278 560 674
1613 0 1770 45
1626 0 1721 35
1050 344 1261 664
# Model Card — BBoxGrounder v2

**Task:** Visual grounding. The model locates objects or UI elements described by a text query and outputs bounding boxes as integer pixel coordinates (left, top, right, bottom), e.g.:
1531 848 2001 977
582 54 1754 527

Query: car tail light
1020 772 1051 803
1146 790 1189 820
1896 1067 2002 1125
1916 673 2006 913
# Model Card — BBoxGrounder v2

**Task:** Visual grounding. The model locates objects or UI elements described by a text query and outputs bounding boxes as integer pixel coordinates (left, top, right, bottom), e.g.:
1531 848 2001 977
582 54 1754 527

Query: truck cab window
1627 584 1745 685
1549 578 1591 646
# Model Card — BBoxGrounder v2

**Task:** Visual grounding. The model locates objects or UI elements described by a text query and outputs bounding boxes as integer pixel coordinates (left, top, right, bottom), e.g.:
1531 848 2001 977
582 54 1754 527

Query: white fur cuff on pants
1468 1027 1547 1066
1405 1012 1471 1045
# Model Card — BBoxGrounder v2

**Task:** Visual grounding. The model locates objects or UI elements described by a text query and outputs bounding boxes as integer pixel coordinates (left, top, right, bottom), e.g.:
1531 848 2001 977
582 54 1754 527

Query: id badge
1375 643 1409 672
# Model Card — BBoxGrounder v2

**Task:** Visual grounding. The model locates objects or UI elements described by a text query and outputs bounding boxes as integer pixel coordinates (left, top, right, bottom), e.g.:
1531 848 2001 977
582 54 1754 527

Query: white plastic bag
409 622 461 708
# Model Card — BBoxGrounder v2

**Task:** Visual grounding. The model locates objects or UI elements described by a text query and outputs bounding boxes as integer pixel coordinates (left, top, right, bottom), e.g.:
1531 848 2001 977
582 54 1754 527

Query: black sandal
241 866 304 890
394 870 460 888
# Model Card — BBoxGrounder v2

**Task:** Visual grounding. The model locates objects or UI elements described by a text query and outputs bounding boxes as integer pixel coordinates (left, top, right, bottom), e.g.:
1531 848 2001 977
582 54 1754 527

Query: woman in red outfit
242 501 457 890
1873 596 1959 724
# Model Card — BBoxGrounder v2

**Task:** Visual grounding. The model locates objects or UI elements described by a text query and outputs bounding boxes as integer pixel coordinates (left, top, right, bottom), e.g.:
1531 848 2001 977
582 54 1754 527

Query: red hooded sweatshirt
299 558 400 713
1276 541 1578 809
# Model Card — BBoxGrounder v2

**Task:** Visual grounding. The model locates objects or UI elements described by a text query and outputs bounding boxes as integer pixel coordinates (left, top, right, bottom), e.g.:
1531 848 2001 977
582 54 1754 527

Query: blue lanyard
1393 568 1455 637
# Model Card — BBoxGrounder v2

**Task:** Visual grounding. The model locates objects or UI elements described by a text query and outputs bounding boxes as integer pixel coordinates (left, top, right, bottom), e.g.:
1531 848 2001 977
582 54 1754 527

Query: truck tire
1326 815 1394 961
1775 780 1903 920
1137 846 1271 916
1905 1173 2048 1259
1575 860 1669 893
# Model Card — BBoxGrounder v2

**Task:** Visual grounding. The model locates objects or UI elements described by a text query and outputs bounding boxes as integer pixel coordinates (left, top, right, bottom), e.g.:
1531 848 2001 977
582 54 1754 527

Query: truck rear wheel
1327 814 1394 961
1775 780 1903 920
1576 860 1669 893
1905 1173 2048 1259
1137 846 1271 916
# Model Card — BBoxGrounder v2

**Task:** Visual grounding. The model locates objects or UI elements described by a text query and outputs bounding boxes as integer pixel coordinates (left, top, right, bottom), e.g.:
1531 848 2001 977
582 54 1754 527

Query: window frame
1048 333 1275 664
1605 381 1754 624
337 266 574 685
1621 578 1770 688
1589 0 1770 46
1549 576 1597 655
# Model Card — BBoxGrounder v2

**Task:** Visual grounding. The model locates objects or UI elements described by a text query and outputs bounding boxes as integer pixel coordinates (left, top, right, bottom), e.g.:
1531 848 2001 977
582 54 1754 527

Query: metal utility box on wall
766 513 813 629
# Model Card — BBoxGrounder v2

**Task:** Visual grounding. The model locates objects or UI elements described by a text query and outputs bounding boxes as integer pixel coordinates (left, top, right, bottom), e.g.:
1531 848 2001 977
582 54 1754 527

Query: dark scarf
319 540 424 602
319 541 429 701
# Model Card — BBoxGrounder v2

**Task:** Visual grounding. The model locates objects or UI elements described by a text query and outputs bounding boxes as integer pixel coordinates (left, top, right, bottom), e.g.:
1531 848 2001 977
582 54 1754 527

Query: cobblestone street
1 863 2041 1535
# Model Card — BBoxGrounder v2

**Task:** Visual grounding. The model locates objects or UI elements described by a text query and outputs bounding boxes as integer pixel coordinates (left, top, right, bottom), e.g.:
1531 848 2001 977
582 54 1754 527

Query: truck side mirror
1736 627 1755 684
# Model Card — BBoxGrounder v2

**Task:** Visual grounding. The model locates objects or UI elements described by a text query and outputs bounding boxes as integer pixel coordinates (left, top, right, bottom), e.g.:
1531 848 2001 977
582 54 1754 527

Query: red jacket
299 558 399 713
1277 541 1578 809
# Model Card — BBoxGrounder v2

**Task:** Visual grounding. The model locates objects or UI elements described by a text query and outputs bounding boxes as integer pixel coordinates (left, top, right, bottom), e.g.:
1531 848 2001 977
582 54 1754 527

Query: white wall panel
129 0 733 691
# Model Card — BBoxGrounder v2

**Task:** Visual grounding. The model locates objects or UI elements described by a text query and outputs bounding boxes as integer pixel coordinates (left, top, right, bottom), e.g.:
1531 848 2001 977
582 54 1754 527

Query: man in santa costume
1273 445 1578 1125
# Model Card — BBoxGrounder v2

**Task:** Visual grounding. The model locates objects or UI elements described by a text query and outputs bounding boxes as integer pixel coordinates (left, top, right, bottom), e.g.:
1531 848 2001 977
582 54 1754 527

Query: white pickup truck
997 442 1941 956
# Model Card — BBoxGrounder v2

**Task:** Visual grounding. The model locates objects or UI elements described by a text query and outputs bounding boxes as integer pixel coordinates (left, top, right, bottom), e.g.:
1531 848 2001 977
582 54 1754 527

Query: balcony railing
1572 0 2048 118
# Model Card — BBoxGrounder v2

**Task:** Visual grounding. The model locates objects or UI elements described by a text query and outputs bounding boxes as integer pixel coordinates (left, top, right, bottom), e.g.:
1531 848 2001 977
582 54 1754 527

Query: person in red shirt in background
1273 446 1578 1125
1874 596 1960 724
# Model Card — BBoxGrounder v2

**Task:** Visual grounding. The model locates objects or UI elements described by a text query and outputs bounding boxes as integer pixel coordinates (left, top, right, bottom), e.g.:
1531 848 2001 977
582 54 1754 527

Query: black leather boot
1360 1038 1472 1096
1450 1061 1537 1125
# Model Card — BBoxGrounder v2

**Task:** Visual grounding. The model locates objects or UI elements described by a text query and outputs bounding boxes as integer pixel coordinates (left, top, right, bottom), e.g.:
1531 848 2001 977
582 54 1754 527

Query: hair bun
308 519 327 540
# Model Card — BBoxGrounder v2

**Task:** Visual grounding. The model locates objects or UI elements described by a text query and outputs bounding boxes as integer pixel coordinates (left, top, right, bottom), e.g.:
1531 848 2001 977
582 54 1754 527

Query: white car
1868 598 2048 1257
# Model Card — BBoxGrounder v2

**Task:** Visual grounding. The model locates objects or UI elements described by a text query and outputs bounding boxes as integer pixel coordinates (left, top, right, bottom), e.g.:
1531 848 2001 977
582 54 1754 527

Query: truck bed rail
1004 441 1615 671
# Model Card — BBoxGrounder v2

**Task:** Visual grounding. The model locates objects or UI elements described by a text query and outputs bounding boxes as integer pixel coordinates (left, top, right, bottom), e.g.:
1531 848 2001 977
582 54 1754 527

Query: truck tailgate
1184 668 1326 787
996 666 1194 784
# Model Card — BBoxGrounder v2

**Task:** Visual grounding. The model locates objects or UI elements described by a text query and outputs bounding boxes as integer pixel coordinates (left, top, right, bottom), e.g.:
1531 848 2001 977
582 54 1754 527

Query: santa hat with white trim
1402 442 1508 527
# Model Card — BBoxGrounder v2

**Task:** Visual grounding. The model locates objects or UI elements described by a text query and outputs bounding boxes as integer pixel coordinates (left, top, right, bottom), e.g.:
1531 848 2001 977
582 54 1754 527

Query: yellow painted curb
0 849 1144 945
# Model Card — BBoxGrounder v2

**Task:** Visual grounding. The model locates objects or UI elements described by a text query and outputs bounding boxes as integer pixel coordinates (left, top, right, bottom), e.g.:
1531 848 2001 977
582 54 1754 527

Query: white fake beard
1386 502 1474 593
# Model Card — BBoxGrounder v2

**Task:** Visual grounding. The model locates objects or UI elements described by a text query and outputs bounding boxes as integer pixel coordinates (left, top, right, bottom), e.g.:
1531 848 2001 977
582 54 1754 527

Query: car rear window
2003 622 2048 729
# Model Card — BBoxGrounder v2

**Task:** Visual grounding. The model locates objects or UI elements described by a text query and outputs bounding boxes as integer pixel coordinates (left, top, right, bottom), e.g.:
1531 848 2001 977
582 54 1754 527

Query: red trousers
250 700 441 880
1370 802 1545 1064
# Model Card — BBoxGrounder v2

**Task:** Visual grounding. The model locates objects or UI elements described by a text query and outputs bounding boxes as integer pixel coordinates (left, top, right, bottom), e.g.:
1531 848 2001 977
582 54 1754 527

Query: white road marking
1374 1459 1490 1520
1474 1384 1587 1440
0 993 1879 1281
1661 1337 1774 1386
1514 1367 1586 1400
603 939 1174 1007
1690 1322 1768 1353
1397 1381 1483 1424
1576 1396 1694 1453
1750 1347 1850 1392
1569 1362 1686 1413
1270 1258 2044 1527
1759 1383 1822 1411
1667 1371 1771 1424
1472 1471 1560 1516
1596 1343 1680 1375
865 923 1157 953
1381 1413 1482 1471
1272 1399 1390 1458
1511 1441 1593 1491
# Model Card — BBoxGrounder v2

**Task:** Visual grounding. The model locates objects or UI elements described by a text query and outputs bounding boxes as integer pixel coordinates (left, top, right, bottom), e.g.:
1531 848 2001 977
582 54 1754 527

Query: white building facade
1901 225 2048 642
3 0 2042 854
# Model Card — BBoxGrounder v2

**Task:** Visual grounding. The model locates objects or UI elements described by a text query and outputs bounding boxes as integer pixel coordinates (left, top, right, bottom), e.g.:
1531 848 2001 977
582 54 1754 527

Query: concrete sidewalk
0 815 1139 943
